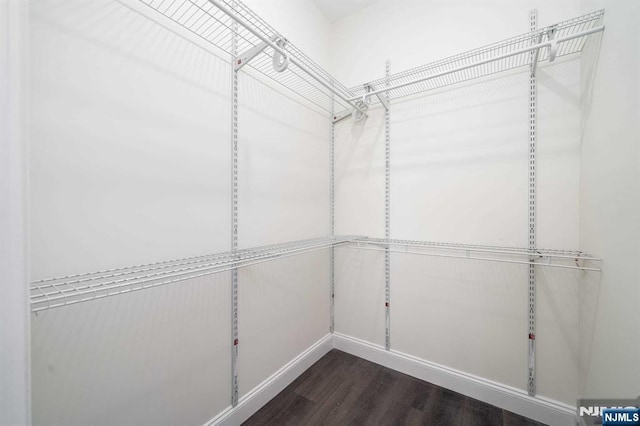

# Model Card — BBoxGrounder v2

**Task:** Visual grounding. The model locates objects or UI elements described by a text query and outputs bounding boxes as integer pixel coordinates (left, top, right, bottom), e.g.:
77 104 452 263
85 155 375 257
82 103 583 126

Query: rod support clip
364 83 390 111
271 36 290 73
530 32 544 77
547 25 558 62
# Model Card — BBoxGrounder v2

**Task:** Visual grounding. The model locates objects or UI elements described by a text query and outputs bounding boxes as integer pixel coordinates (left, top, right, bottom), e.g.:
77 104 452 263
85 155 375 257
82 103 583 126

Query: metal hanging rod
350 10 605 106
350 238 602 272
30 236 362 313
204 0 361 112
353 26 604 103
362 238 601 259
141 2 603 117
139 0 358 113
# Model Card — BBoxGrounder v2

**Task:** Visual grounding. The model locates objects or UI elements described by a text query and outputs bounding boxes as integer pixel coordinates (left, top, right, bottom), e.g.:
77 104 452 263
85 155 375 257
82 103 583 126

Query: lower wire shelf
348 238 602 272
30 235 362 313
31 235 601 313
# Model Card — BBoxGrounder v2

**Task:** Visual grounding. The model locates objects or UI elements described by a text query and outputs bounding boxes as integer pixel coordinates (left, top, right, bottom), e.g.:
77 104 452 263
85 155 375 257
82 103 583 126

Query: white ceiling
312 0 376 22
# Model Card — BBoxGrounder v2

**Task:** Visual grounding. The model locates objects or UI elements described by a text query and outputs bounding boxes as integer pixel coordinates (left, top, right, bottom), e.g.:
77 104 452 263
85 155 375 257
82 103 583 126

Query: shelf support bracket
531 24 559 77
548 25 558 62
364 83 389 111
234 36 288 72
530 33 543 77
332 103 369 124
234 41 268 71
332 109 353 123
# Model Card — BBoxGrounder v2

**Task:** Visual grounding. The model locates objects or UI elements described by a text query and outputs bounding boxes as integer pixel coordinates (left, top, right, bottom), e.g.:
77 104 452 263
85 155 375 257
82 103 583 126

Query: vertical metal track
330 91 336 334
527 9 537 397
384 60 391 351
230 3 239 407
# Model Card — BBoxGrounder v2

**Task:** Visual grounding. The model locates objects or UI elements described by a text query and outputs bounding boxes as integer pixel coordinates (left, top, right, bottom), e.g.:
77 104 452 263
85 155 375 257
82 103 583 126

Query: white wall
242 0 331 67
28 0 333 424
0 1 31 424
31 274 232 426
578 0 640 398
236 60 331 398
29 0 232 279
332 0 586 406
237 70 330 247
29 0 233 423
237 0 333 405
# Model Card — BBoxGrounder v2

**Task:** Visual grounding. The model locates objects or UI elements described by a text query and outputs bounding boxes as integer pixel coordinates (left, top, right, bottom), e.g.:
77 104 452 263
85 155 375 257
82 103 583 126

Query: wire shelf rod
31 237 353 311
363 10 603 87
351 25 604 102
204 0 361 111
31 235 339 288
363 238 593 257
30 236 363 312
226 0 354 96
357 239 601 261
140 0 356 112
349 10 604 105
31 236 355 296
349 246 601 272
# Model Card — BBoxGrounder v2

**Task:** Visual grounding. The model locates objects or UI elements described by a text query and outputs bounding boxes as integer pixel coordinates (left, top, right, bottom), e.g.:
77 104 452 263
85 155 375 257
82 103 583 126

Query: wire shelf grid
30 236 362 312
351 10 604 105
349 238 602 272
138 0 355 112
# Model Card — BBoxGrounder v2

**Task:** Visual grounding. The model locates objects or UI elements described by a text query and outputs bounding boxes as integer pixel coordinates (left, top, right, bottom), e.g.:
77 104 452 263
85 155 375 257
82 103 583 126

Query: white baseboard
206 334 333 426
333 332 578 426
204 332 578 426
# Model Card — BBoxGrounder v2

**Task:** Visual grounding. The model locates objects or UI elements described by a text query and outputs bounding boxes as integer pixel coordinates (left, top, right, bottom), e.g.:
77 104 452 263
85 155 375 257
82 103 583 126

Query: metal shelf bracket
530 32 544 77
235 41 267 71
548 25 558 62
364 83 389 110
332 102 369 124
531 25 558 77
235 36 289 72
333 109 353 123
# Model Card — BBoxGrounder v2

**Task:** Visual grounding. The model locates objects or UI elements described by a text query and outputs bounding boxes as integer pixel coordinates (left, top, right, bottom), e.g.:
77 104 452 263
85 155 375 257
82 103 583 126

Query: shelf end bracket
235 36 289 72
365 83 389 111
530 33 544 77
234 41 268 71
332 109 352 123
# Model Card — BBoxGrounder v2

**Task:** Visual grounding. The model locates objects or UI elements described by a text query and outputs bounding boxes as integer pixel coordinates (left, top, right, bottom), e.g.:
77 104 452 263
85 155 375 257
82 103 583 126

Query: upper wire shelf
349 238 602 272
138 0 356 113
30 235 361 313
350 10 605 106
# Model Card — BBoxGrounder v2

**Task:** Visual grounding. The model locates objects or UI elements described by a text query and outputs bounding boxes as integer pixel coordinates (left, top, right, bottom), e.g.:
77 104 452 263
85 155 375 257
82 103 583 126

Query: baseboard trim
205 333 333 426
205 332 578 426
333 332 578 426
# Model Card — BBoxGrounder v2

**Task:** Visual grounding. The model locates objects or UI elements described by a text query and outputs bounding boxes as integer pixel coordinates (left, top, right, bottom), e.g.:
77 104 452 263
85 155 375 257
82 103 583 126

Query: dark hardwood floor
243 349 546 426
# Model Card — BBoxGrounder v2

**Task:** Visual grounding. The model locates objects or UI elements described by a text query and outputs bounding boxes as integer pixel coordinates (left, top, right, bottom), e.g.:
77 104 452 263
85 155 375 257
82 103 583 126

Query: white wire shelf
30 235 362 313
138 0 356 113
350 10 605 106
349 238 602 272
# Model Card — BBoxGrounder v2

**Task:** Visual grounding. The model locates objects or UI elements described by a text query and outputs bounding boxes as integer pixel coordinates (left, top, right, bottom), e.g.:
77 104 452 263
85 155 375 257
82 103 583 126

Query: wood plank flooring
243 349 546 426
